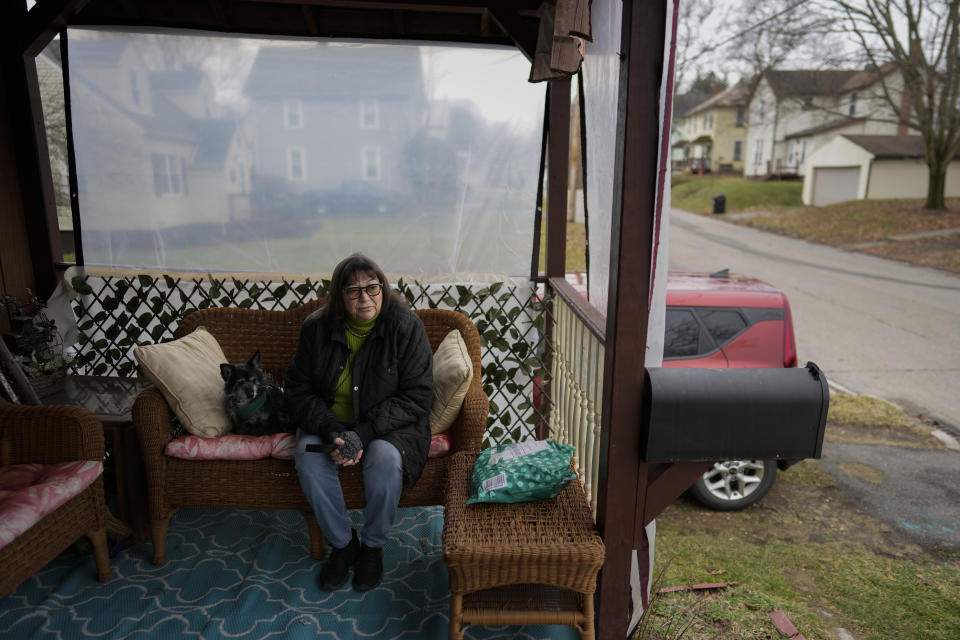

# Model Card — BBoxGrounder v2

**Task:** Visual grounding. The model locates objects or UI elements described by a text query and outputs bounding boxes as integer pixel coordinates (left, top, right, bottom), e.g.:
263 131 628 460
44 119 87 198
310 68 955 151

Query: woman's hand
330 435 363 466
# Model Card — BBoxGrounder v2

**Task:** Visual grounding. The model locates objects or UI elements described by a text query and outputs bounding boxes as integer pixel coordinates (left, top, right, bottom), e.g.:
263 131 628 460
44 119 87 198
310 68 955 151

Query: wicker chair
132 300 488 564
0 398 112 598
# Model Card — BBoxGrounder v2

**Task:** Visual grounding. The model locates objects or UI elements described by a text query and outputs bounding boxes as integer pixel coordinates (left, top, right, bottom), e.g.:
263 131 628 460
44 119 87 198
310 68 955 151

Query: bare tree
831 0 960 210
723 0 848 78
674 0 726 92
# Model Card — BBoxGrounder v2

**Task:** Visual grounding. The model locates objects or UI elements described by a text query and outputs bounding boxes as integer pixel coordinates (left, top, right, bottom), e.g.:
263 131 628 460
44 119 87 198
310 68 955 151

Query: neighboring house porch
672 82 749 174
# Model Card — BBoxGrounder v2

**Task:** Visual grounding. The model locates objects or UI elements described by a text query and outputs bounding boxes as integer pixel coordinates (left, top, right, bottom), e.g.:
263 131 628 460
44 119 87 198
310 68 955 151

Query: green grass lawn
536 219 587 273
671 174 803 214
639 395 960 640
648 524 960 640
670 175 960 272
740 197 960 245
70 209 537 276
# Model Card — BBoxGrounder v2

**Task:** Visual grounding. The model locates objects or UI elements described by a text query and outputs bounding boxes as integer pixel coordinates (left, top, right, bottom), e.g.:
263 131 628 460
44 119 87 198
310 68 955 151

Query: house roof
673 90 712 119
763 69 861 97
68 62 237 166
757 64 897 100
841 135 958 159
69 39 128 67
194 119 240 168
149 69 205 93
785 117 866 140
244 45 426 99
840 63 897 92
682 81 750 116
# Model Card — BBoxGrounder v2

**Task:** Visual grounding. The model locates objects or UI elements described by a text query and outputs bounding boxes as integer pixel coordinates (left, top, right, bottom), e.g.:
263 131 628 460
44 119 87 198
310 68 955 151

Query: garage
812 166 860 206
802 135 960 205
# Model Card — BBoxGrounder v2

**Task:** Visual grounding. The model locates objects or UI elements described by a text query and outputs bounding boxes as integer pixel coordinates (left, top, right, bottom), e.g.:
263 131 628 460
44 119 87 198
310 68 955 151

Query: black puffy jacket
285 302 433 486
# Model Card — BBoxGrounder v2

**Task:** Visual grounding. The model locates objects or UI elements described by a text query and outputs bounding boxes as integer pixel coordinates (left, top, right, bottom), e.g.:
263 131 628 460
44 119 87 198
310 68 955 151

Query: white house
745 67 908 178
801 135 960 206
65 35 254 254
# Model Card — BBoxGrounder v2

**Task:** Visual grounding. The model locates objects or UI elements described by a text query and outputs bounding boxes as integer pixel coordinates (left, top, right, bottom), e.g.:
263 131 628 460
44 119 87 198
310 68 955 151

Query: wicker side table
442 451 605 640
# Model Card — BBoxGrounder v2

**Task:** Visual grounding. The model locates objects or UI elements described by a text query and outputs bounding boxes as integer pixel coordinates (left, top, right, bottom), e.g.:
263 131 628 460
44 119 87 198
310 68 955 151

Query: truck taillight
782 294 797 368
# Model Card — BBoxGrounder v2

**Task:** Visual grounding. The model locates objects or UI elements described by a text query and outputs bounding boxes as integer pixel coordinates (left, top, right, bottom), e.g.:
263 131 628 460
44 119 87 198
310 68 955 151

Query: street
668 208 960 433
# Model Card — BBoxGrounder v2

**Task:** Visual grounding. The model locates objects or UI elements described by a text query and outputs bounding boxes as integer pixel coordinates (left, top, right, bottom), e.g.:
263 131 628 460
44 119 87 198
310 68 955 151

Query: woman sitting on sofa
285 253 433 592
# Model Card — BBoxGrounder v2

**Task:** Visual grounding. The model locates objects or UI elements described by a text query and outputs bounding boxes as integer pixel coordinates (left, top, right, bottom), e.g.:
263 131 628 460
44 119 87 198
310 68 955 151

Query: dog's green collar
234 392 267 420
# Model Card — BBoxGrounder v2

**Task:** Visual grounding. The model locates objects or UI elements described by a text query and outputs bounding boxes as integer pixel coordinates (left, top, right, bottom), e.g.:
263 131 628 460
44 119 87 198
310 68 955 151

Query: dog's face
220 351 268 407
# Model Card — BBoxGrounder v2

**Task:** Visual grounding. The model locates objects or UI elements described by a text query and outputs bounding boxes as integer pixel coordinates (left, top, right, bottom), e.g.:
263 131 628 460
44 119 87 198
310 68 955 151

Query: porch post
545 77 571 280
538 77 571 440
0 2 61 300
594 0 667 638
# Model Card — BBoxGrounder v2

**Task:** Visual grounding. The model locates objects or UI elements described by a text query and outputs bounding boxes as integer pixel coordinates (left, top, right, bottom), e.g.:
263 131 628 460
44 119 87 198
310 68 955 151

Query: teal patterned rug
0 507 578 639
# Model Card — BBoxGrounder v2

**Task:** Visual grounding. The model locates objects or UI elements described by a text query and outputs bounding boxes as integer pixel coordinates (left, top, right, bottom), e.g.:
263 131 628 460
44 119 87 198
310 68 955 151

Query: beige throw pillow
430 329 473 434
133 326 231 438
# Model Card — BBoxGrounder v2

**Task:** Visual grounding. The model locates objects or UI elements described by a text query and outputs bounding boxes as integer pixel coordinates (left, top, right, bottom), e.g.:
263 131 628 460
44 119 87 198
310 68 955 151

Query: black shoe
352 544 383 592
317 530 360 590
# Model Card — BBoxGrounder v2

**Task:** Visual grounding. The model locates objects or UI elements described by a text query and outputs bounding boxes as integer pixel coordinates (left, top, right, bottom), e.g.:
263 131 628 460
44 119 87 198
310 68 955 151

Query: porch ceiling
25 0 542 56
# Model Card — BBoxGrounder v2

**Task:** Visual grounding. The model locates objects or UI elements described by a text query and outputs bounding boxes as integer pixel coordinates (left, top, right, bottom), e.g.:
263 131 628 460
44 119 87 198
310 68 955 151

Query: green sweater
331 315 377 424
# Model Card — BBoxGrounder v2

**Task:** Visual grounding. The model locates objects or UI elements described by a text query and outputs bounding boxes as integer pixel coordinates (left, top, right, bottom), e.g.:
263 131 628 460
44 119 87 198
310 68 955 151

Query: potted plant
1 291 73 397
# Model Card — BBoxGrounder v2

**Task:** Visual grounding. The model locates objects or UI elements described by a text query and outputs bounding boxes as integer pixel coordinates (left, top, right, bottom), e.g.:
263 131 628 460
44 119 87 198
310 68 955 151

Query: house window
799 140 807 165
360 100 379 129
284 99 303 129
130 70 140 106
362 146 381 180
287 146 306 181
787 140 796 167
151 154 187 197
753 139 763 165
758 99 765 123
848 92 857 117
733 140 743 162
735 106 745 127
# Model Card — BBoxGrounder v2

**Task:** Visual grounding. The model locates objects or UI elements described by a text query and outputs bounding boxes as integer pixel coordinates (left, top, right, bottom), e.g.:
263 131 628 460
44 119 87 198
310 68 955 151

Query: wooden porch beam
1 1 63 300
487 7 538 62
20 0 92 57
302 5 320 34
594 0 668 637
641 461 713 529
239 0 539 13
545 77 570 279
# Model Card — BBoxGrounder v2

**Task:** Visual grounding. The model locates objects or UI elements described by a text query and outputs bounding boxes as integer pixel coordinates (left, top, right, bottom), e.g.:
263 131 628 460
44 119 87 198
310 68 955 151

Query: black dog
220 351 293 436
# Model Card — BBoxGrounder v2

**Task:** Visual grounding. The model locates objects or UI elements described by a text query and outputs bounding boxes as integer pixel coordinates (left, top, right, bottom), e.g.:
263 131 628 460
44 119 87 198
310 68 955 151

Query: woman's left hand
330 436 364 466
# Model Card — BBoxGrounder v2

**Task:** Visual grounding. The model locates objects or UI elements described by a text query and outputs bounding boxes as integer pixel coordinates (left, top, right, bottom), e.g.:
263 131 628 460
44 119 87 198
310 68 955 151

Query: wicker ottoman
442 451 605 640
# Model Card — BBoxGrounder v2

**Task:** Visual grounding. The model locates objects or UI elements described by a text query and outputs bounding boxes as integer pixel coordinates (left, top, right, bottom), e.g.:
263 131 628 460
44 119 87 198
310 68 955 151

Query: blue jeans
295 429 403 550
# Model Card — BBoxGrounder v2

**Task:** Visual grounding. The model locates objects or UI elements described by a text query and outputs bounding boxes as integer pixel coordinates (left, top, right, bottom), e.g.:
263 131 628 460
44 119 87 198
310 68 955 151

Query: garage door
812 167 860 206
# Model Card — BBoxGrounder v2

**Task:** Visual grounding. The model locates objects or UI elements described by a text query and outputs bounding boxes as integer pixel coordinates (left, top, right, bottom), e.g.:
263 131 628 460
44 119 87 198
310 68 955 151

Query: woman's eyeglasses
344 283 383 299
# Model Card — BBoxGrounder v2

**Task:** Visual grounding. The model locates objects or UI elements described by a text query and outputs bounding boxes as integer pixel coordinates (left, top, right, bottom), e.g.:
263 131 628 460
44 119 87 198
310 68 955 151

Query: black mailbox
640 362 829 462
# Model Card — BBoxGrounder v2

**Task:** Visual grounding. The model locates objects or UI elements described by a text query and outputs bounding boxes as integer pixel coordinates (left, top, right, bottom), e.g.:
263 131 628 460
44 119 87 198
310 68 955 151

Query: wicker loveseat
132 299 488 564
0 398 112 598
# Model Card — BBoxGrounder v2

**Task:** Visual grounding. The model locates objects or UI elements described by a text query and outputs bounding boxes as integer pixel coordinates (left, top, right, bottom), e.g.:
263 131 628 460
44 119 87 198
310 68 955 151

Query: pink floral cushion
165 432 297 460
429 432 451 458
166 432 451 461
0 460 103 551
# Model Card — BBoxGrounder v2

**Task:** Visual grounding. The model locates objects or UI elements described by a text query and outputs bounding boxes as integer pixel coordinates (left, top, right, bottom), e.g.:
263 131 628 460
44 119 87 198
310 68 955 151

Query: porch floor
0 507 579 639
